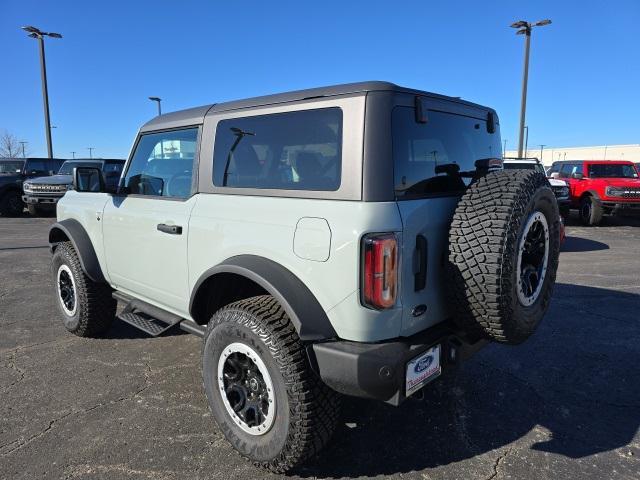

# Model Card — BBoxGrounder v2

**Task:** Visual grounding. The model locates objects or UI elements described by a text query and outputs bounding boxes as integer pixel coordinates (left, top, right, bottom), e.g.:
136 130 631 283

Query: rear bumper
310 321 487 406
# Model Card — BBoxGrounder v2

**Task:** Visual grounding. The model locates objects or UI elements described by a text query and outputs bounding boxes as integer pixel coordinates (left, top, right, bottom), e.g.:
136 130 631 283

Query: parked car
503 157 568 242
23 158 125 215
48 81 560 472
548 160 640 225
0 157 65 216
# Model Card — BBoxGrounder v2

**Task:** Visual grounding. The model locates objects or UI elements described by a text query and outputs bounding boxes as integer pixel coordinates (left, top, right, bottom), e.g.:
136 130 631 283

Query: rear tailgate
392 98 502 336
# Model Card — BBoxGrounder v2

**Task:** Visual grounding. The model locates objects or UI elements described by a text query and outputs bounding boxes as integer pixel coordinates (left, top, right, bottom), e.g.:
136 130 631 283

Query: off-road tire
27 204 47 216
202 295 341 473
579 195 603 226
447 170 560 345
51 241 116 336
0 191 24 216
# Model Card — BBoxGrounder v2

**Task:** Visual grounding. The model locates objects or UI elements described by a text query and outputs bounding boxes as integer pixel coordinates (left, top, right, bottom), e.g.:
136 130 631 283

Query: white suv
49 82 561 472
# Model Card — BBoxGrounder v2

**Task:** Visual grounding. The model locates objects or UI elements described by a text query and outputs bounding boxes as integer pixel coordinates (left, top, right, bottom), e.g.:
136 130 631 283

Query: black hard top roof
141 81 494 132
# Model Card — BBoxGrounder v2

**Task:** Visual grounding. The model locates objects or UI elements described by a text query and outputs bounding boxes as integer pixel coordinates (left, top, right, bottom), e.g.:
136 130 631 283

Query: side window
212 108 343 191
559 163 573 178
123 128 198 198
548 162 560 174
573 163 584 175
25 160 48 175
393 107 501 198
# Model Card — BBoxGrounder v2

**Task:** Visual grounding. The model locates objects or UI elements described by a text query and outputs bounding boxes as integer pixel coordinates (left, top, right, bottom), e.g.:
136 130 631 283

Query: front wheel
51 242 116 336
202 295 341 473
0 191 24 216
579 195 603 226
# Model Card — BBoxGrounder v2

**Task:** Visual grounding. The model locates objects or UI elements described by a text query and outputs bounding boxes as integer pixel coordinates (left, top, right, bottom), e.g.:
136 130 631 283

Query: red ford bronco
548 160 640 225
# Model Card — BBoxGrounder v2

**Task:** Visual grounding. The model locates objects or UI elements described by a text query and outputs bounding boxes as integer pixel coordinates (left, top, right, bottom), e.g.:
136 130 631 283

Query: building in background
505 144 640 166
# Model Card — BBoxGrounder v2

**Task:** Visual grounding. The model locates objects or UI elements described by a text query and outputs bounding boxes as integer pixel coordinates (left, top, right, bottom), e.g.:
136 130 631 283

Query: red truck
548 160 640 225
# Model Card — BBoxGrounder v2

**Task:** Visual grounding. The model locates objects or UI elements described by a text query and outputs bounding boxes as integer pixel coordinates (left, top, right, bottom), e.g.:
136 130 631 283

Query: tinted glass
124 128 198 198
102 162 124 173
393 107 502 198
213 108 342 191
588 163 637 178
25 160 48 174
559 163 582 178
0 160 24 173
58 161 101 175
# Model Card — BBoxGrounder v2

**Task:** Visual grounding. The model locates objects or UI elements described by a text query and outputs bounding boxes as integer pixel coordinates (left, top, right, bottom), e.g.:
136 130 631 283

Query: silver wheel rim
56 264 77 316
217 342 276 436
516 211 550 307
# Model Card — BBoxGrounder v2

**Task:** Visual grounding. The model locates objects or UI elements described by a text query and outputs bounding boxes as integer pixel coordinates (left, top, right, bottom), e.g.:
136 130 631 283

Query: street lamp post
148 97 162 116
503 139 507 158
524 126 529 157
87 147 94 159
71 151 76 159
539 144 546 162
19 141 28 158
510 19 551 159
21 26 62 159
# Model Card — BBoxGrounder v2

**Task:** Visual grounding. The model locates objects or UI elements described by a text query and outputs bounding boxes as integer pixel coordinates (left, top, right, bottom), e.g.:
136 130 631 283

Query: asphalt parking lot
1 215 639 480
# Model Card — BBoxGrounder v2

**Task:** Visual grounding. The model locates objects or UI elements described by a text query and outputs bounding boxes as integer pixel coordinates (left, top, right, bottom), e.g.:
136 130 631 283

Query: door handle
157 223 182 235
414 234 428 291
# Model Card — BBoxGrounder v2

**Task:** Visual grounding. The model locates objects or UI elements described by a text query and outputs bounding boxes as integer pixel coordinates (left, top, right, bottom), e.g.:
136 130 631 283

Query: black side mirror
73 167 106 192
571 172 584 180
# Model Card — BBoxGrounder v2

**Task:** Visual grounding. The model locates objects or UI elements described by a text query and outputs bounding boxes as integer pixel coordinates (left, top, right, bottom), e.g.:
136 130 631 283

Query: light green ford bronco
49 82 560 472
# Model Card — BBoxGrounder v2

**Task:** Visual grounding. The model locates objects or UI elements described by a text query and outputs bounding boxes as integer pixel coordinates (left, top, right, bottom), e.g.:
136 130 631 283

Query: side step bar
112 291 206 338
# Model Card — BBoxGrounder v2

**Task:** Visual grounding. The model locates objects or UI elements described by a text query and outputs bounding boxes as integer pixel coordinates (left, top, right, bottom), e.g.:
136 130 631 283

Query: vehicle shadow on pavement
296 283 640 478
560 236 609 252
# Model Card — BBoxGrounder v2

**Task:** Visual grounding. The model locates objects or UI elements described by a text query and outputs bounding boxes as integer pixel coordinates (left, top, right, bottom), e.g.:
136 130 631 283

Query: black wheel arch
580 190 601 201
190 255 337 343
49 219 106 283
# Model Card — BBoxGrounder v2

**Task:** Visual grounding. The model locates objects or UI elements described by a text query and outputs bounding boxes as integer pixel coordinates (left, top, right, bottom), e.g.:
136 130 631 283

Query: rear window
212 108 342 191
393 107 501 198
588 163 638 178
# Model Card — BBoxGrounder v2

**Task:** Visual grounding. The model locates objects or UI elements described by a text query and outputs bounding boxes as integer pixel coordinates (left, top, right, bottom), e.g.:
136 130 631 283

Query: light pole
149 97 162 116
71 151 76 159
511 19 551 159
19 141 28 158
503 139 507 158
87 147 94 159
524 126 529 157
21 26 62 159
539 144 546 161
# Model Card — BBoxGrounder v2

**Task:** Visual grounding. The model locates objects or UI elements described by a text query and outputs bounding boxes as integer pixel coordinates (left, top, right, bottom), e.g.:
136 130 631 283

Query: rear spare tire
447 169 560 345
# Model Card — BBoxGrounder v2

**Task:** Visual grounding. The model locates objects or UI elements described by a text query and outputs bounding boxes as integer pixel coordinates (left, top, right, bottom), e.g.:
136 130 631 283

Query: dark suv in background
0 157 66 216
22 158 125 215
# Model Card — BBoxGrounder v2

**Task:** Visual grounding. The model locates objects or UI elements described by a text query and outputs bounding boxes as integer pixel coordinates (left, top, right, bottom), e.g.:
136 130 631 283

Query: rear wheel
447 170 560 345
51 242 116 336
0 191 24 216
579 195 603 226
202 295 340 473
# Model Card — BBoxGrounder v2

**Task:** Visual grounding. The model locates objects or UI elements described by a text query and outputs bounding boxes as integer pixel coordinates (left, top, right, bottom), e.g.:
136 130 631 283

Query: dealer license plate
405 345 441 397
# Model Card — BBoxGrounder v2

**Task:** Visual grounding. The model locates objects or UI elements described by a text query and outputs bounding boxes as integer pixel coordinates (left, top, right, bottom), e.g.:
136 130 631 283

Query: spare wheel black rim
516 211 550 307
217 342 276 436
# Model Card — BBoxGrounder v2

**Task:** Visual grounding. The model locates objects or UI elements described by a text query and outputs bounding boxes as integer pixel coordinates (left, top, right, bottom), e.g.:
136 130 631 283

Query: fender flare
190 255 337 342
581 189 601 200
49 219 106 283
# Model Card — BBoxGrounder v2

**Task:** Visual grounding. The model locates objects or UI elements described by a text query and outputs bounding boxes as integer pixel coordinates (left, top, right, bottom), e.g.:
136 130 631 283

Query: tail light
361 233 398 309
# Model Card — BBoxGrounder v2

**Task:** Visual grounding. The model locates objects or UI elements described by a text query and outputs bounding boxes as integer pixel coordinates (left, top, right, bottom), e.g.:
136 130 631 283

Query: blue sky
1 0 638 158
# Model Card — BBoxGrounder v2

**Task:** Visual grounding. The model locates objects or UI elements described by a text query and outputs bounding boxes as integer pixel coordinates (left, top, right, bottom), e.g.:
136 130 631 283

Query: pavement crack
0 411 74 456
1 350 26 392
485 446 515 480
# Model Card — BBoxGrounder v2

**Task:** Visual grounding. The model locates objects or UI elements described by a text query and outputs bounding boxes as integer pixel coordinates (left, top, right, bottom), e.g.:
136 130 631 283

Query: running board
112 291 206 338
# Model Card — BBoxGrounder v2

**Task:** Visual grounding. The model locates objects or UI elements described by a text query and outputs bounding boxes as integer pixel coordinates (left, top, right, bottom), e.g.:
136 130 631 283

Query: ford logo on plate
414 355 433 373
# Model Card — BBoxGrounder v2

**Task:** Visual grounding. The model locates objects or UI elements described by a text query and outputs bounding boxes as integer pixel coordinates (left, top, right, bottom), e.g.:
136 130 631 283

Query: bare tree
0 130 26 158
